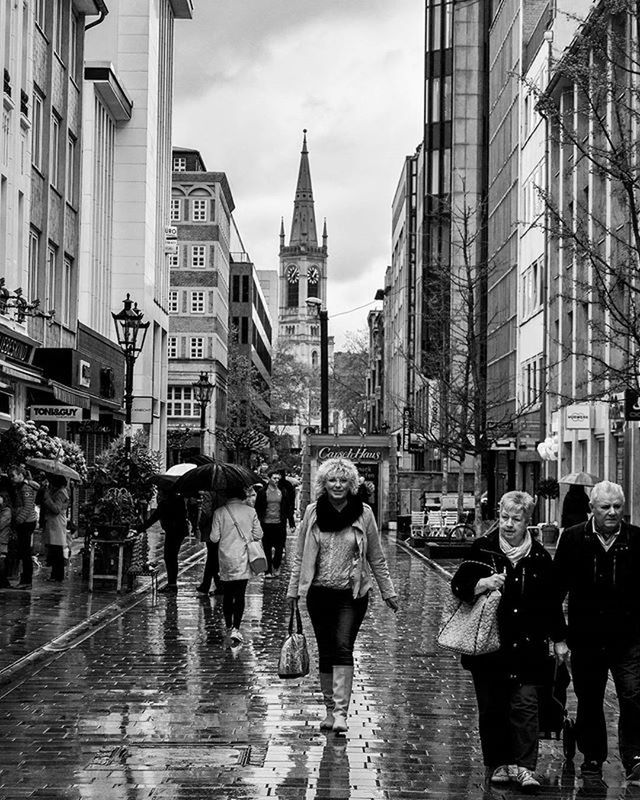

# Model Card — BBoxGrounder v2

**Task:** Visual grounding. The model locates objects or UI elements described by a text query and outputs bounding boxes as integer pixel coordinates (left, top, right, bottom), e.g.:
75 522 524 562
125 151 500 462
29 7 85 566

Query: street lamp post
192 371 214 455
111 294 150 475
306 298 329 435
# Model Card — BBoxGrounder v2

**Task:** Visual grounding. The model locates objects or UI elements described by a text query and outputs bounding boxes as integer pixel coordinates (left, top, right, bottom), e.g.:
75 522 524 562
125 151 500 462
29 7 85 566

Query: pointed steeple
280 217 285 247
322 218 328 249
289 129 318 247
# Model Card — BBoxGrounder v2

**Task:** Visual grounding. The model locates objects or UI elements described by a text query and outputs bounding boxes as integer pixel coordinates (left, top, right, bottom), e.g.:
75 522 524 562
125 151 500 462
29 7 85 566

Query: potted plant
90 488 138 539
535 478 560 544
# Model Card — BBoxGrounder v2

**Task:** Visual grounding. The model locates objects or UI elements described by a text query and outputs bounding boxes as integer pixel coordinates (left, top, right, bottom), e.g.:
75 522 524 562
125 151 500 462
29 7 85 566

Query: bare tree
332 330 369 434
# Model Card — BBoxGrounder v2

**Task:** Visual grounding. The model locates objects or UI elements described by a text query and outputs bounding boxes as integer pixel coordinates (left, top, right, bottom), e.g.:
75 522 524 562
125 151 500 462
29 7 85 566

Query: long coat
41 487 69 547
450 531 566 683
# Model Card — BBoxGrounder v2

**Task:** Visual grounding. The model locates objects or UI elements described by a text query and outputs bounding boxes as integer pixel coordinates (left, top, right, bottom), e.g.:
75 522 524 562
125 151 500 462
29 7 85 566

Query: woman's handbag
278 603 310 679
437 561 502 656
226 507 268 574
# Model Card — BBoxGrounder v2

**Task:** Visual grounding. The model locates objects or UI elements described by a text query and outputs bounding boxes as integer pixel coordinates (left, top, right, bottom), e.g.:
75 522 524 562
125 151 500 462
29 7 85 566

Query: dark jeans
222 579 248 629
306 585 368 673
261 522 286 572
572 641 640 771
198 541 221 592
472 671 539 770
49 544 65 582
163 533 187 586
15 521 36 584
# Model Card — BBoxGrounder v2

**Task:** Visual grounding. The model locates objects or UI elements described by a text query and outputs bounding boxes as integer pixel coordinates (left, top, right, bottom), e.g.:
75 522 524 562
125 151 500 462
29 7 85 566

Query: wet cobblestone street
0 536 633 799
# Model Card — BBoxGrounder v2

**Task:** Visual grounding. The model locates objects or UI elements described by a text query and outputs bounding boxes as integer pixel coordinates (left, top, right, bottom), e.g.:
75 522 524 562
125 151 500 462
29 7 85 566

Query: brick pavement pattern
0 533 633 799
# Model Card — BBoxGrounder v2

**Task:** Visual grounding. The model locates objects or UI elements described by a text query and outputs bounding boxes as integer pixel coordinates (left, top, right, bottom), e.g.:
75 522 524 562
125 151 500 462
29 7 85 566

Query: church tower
278 130 330 372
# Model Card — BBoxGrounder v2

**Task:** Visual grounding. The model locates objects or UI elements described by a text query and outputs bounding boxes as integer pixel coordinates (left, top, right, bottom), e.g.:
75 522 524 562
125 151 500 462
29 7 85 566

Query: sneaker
514 767 540 793
626 757 640 782
490 765 516 784
158 584 177 594
581 760 603 777
195 586 209 596
229 627 243 645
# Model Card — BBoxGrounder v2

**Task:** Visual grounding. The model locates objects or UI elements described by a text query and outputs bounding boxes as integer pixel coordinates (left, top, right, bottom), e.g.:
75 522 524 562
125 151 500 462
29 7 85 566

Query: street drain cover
87 743 251 770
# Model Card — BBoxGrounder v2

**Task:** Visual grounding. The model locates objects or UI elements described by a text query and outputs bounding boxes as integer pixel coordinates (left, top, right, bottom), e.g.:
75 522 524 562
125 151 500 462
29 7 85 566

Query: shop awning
0 360 44 387
50 380 91 410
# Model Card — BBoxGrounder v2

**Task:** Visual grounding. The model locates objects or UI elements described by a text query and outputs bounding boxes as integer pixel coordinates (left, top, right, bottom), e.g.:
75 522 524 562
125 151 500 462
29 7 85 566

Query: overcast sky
172 1 423 348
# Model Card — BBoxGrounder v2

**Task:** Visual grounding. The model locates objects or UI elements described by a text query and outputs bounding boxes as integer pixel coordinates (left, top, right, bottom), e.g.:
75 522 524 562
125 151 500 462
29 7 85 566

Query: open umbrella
151 462 197 490
26 457 81 483
174 461 259 497
559 472 600 487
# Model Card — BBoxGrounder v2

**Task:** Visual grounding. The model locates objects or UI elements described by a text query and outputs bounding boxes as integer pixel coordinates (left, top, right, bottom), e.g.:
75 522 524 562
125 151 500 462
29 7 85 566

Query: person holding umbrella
138 485 189 594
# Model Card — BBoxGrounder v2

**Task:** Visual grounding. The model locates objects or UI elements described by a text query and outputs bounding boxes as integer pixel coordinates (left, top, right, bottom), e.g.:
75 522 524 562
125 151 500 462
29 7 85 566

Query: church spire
289 129 318 247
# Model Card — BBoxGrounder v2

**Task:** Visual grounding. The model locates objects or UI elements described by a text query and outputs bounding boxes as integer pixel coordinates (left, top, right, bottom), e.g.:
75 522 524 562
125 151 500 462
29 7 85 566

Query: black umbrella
174 461 259 497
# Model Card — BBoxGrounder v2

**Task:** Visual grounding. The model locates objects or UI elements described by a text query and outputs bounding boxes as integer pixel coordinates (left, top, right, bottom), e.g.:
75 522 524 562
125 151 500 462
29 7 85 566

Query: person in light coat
210 486 263 646
286 457 398 734
40 474 69 582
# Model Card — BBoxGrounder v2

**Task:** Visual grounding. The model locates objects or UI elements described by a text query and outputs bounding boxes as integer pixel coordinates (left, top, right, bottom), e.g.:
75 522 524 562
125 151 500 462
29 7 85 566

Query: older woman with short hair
287 457 398 733
450 490 566 793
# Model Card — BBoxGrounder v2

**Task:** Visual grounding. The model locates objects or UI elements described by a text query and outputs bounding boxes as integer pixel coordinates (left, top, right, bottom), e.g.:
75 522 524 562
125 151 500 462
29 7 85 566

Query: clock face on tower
286 265 299 283
308 266 319 284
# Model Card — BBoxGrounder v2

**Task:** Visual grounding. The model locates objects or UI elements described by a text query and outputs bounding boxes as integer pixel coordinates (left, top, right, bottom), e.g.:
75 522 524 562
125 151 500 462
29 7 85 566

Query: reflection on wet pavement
0 536 631 798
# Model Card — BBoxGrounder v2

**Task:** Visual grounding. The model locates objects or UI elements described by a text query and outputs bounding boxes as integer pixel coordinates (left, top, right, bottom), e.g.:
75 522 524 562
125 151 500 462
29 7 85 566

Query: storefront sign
565 403 592 429
317 445 384 462
79 359 91 387
0 331 32 363
131 396 153 424
30 405 82 421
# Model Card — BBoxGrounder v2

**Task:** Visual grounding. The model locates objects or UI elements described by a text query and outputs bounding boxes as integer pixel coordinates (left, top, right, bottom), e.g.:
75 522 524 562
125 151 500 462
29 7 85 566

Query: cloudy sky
173 1 423 348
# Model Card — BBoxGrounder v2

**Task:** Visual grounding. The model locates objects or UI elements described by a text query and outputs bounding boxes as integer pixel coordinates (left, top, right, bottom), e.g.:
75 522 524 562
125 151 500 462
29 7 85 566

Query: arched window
286 265 299 307
307 265 319 298
311 350 318 367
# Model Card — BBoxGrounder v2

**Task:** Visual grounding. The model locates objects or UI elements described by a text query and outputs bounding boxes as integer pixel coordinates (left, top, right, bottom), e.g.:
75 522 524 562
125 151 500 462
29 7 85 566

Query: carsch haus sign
317 445 385 463
30 405 82 421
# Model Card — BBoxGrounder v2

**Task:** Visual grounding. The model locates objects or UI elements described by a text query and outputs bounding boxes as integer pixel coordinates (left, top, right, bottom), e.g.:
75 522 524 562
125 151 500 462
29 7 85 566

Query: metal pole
124 352 134 482
320 309 329 434
200 400 207 455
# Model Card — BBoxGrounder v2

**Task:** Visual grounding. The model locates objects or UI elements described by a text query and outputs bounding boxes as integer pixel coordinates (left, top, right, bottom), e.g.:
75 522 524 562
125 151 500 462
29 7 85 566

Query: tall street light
306 297 329 435
192 371 214 455
112 294 150 476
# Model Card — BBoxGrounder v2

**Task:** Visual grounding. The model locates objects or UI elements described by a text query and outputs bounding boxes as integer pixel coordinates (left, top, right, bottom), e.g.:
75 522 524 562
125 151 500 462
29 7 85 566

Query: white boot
332 665 354 733
319 672 334 729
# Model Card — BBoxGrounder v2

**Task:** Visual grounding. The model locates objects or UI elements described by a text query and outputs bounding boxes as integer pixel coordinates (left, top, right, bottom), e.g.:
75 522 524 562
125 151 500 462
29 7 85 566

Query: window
191 245 206 268
170 198 181 222
167 336 177 359
168 252 179 269
168 290 178 313
241 275 249 302
1 109 9 166
34 0 45 29
173 156 186 171
45 245 57 312
52 0 63 56
32 91 43 170
69 13 78 81
310 325 319 337
232 274 240 302
28 229 39 300
65 133 76 203
521 258 543 318
190 291 205 313
285 325 295 336
240 316 248 343
50 114 60 188
521 356 542 410
311 351 318 368
167 386 197 417
192 198 207 221
189 337 204 358
60 256 72 325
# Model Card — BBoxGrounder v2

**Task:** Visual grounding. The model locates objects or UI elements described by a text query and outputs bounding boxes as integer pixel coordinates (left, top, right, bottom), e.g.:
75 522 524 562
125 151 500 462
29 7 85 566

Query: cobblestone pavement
0 534 633 799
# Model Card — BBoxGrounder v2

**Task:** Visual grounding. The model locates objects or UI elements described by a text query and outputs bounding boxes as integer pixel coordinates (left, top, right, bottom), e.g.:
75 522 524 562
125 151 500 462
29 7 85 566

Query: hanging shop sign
30 405 82 421
565 403 592 429
317 444 385 462
624 389 640 421
131 396 153 424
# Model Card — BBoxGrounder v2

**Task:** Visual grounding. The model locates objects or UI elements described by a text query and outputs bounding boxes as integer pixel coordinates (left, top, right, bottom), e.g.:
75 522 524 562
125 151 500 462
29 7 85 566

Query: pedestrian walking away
255 466 295 578
0 478 13 588
560 484 591 530
286 457 398 734
9 465 39 589
194 490 223 598
553 480 640 785
450 490 566 793
40 475 70 582
210 486 263 646
138 486 190 594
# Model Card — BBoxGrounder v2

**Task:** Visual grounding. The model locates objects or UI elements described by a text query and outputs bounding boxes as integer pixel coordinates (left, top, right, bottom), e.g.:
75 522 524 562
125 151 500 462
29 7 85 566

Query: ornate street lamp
112 294 150 473
306 297 329 435
192 371 214 454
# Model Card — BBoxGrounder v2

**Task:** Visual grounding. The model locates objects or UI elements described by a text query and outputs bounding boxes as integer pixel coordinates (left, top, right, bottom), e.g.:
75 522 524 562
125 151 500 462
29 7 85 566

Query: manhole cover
87 742 251 770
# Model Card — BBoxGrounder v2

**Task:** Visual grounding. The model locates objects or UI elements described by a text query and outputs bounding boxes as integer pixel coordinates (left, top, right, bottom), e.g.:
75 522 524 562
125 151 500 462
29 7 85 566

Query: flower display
0 420 88 479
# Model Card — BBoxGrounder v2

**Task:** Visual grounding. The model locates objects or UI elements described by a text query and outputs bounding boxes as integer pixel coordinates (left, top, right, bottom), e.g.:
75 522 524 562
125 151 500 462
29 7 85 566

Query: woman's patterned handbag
437 561 502 656
278 603 310 679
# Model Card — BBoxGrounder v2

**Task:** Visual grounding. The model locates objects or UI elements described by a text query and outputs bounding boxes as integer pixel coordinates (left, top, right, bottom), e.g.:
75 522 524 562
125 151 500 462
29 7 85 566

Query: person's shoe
195 585 209 596
158 584 177 594
514 767 540 793
319 672 335 730
626 757 640 782
581 760 603 777
213 586 224 596
490 765 516 784
229 628 243 645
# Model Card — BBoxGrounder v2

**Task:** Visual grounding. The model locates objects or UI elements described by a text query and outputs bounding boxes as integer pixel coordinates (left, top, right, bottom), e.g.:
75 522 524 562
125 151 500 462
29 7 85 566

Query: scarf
315 493 364 533
499 530 532 565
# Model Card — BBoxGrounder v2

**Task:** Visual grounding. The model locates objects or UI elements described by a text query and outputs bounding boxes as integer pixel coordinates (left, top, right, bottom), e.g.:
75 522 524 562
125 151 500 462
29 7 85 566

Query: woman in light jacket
286 457 398 734
210 486 263 646
40 474 69 582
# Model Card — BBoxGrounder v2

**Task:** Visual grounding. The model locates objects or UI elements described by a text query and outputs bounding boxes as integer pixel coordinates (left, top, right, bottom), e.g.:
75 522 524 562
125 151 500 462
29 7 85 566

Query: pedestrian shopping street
0 536 631 800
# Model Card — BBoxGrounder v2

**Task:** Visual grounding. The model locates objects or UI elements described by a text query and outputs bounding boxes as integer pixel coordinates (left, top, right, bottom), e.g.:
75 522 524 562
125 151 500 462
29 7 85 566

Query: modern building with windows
167 146 233 458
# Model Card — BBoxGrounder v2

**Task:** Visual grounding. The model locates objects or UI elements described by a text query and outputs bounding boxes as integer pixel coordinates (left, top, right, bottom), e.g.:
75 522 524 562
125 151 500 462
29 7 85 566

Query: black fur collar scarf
315 493 363 532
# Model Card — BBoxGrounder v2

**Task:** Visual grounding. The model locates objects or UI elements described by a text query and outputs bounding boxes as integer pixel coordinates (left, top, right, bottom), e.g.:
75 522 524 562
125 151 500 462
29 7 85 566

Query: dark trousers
163 533 186 585
198 541 221 592
49 544 65 581
261 522 286 572
222 579 248 629
15 521 36 584
572 641 640 771
306 585 368 673
472 671 539 770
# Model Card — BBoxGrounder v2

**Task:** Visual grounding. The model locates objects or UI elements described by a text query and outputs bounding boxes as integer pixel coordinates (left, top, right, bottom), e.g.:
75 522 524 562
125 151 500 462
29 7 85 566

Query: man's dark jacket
553 519 640 648
255 479 295 528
